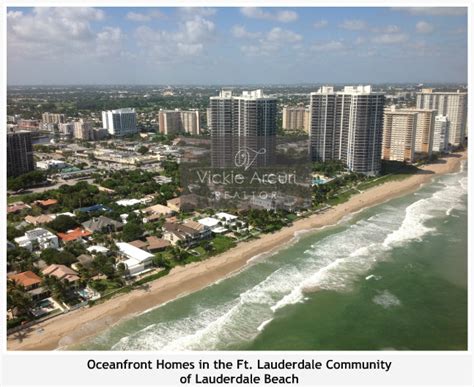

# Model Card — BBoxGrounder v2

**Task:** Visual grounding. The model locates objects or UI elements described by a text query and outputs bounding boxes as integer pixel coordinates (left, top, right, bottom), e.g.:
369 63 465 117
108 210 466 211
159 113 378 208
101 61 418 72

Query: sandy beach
7 151 466 351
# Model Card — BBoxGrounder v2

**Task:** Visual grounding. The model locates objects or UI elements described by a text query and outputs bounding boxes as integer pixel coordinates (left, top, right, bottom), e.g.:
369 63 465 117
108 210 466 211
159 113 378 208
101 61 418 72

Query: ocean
75 161 467 351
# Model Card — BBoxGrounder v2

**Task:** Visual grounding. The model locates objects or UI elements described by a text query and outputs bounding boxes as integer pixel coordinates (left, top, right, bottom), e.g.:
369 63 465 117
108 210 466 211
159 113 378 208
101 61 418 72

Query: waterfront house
14 228 59 251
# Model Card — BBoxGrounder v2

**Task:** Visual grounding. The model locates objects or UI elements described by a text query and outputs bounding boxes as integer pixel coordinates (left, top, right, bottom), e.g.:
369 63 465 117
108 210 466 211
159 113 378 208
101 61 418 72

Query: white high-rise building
432 115 450 153
209 90 277 168
309 85 385 175
181 110 201 135
102 108 137 136
416 89 467 146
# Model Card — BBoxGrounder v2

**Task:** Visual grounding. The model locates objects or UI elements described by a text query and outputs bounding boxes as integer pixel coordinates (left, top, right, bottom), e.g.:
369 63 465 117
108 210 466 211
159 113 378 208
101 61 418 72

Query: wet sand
7 152 466 351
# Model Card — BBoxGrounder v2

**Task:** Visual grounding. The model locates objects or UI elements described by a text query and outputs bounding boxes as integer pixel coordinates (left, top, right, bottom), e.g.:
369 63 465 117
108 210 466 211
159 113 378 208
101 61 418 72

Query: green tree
40 248 76 266
46 215 79 233
137 145 149 155
121 221 144 242
7 280 34 318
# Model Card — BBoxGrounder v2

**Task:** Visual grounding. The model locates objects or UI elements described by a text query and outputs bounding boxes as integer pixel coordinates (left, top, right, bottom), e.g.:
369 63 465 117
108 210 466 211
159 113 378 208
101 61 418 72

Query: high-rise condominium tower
382 107 417 163
309 85 385 175
416 89 467 146
432 115 450 153
158 109 201 135
42 112 65 125
209 90 277 168
7 131 35 177
102 108 137 136
282 106 308 131
73 119 94 140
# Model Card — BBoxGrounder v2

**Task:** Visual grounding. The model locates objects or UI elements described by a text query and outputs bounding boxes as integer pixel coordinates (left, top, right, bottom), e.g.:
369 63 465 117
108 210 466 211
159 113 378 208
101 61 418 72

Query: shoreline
7 152 467 351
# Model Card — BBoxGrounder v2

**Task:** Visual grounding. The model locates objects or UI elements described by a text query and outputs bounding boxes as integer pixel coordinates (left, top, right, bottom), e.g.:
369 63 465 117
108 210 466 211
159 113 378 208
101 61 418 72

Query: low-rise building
36 159 68 170
82 216 124 233
8 271 49 301
24 214 55 226
57 228 92 243
198 217 227 234
72 254 94 270
87 245 110 255
34 199 58 208
42 264 80 286
116 242 154 277
14 228 59 251
7 201 31 214
162 220 212 247
146 236 170 252
143 204 174 222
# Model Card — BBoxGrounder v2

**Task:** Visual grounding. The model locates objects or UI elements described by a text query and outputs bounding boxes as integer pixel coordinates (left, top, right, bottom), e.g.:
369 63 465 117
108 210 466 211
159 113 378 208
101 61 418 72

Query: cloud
240 27 302 56
231 25 260 39
311 40 346 52
126 11 164 22
313 20 328 29
179 7 217 17
373 25 400 33
339 19 367 30
240 7 298 23
391 7 466 16
7 8 121 60
135 15 216 61
372 33 409 44
416 21 434 34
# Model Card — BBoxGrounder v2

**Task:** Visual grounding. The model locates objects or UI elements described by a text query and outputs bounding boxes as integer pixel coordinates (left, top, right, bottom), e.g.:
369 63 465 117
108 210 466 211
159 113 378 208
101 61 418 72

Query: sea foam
108 169 466 350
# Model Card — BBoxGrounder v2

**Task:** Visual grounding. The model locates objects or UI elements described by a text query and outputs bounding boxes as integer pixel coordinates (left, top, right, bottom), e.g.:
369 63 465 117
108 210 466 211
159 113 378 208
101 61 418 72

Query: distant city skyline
7 7 468 85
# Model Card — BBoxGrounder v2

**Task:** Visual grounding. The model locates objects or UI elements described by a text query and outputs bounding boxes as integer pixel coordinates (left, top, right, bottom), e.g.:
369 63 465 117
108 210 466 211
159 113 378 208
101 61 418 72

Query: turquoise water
75 162 467 350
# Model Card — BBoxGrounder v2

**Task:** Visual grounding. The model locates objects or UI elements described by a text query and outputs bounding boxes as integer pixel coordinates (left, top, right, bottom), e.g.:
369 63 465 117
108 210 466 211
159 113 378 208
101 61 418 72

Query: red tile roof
8 271 41 288
7 202 31 214
57 227 92 242
35 199 58 207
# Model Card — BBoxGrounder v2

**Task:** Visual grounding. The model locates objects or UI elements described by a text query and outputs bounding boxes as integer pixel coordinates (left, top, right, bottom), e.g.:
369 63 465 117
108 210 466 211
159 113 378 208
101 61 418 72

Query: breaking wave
107 167 466 350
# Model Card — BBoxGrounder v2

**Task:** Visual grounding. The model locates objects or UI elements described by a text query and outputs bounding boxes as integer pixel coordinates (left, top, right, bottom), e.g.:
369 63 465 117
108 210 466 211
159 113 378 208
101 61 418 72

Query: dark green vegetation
7 170 48 191
312 160 421 207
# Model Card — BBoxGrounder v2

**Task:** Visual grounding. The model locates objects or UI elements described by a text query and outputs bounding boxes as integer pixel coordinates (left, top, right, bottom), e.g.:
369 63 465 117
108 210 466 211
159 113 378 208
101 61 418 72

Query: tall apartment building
432 115 450 153
59 122 74 139
158 109 201 135
410 108 436 155
382 107 417 162
42 112 65 125
209 89 277 168
304 109 310 133
416 89 467 146
309 85 385 175
181 111 201 135
282 106 307 131
158 110 181 135
7 131 35 177
73 119 93 140
102 108 137 136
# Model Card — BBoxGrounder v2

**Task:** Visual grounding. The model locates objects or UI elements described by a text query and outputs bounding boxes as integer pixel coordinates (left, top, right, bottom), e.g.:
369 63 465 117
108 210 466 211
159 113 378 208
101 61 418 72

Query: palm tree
42 276 68 303
7 280 34 318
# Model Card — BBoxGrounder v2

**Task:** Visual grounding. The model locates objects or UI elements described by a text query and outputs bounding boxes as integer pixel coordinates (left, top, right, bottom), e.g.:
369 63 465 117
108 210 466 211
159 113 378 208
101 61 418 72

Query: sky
7 7 468 85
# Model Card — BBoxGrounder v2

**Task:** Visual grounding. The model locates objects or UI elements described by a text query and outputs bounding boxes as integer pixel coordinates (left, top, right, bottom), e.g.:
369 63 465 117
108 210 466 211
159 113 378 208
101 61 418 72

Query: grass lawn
327 189 359 206
212 235 236 254
356 173 411 191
